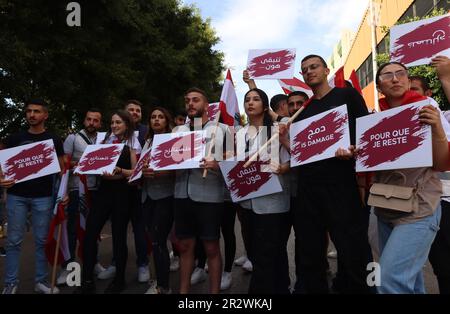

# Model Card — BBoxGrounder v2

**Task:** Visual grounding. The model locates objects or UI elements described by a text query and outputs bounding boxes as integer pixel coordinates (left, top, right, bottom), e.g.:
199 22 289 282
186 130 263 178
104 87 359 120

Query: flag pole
243 104 307 168
203 111 222 178
51 222 62 294
369 0 380 112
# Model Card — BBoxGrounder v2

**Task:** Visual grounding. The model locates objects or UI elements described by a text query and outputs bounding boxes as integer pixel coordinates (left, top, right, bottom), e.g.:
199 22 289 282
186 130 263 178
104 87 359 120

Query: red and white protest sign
150 131 205 171
390 13 450 67
356 100 432 172
290 105 350 167
74 144 124 175
247 48 296 79
0 140 61 183
219 159 282 203
128 145 152 183
208 102 220 122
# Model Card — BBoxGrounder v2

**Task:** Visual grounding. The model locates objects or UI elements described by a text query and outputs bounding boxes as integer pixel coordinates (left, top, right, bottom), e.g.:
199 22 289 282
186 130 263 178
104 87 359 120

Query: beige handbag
368 171 419 213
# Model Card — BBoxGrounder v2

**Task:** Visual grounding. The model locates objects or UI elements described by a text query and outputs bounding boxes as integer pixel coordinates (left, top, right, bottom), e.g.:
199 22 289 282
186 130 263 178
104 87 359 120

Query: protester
0 99 66 294
174 87 230 294
369 62 450 293
57 108 105 285
141 107 175 294
236 88 291 294
78 110 138 294
293 55 372 293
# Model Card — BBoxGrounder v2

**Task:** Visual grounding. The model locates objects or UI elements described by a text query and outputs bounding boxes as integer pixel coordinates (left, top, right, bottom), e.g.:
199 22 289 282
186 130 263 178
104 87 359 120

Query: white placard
150 131 205 171
390 13 450 67
0 140 61 183
290 105 350 167
356 100 432 172
219 159 282 202
74 144 124 175
247 48 296 79
128 145 152 183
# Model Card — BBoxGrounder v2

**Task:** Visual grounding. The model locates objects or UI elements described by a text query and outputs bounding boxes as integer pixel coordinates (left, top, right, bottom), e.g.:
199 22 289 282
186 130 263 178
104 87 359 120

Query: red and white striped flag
219 70 241 126
328 66 346 88
348 69 363 94
45 169 70 265
76 174 91 260
278 77 313 97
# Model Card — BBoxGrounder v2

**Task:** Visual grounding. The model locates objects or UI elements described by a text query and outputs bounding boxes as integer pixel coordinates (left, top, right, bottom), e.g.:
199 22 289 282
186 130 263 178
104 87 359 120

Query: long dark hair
103 109 135 144
146 107 174 141
244 88 274 138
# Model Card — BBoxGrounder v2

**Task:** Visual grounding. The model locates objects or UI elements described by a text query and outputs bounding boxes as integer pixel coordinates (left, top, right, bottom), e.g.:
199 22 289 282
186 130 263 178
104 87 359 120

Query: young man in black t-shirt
0 99 65 294
291 55 372 294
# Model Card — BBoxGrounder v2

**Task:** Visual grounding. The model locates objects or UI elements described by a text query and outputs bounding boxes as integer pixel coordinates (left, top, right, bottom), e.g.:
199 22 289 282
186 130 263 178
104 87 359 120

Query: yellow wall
343 0 414 108
344 0 414 78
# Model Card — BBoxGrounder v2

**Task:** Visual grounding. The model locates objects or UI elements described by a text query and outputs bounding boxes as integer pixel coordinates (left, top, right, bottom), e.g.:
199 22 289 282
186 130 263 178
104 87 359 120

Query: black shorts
174 198 224 240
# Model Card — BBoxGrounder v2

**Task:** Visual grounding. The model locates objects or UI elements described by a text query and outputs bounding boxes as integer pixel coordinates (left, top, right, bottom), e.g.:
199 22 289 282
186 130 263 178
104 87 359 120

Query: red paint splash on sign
208 104 220 122
391 16 450 65
357 106 427 168
4 142 55 181
227 160 272 199
129 149 152 181
77 146 122 172
152 133 202 168
248 50 295 77
292 110 348 164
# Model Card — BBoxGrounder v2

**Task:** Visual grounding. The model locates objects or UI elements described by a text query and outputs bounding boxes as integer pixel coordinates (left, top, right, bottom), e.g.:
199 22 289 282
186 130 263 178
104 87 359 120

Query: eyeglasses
378 69 408 82
300 63 322 74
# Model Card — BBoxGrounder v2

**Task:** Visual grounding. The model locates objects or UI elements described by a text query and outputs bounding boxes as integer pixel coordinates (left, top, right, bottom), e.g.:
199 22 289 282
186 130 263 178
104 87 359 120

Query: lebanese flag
278 77 313 97
348 69 363 94
45 168 70 265
328 66 346 88
76 174 91 260
219 69 241 126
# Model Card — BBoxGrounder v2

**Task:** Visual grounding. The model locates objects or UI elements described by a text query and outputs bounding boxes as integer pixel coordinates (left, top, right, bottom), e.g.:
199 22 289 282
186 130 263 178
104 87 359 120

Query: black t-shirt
294 87 369 184
6 130 64 197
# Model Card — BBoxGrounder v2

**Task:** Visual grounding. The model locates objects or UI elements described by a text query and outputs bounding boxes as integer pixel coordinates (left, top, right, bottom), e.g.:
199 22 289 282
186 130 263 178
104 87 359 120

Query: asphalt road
0 211 439 294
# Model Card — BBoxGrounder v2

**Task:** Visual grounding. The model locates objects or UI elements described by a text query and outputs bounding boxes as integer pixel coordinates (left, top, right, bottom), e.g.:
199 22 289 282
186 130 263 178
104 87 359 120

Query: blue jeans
4 194 53 285
377 205 441 294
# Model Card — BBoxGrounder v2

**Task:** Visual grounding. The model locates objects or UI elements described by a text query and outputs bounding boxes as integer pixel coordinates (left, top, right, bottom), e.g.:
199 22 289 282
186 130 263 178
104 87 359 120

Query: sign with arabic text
290 105 350 167
247 48 296 79
390 13 450 67
74 144 124 175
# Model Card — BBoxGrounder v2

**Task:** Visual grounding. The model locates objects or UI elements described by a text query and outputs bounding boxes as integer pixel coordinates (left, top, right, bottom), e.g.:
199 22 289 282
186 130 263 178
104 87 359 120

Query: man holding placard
291 55 372 294
174 87 230 294
0 99 66 294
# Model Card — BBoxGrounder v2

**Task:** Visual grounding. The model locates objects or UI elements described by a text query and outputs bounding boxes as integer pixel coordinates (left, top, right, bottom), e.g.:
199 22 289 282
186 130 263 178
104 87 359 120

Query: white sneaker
220 272 232 290
242 260 253 272
169 256 180 272
138 266 150 283
2 284 18 294
56 269 70 286
234 255 248 266
190 267 207 285
97 265 116 280
327 250 338 259
144 279 158 294
94 263 106 275
35 282 60 294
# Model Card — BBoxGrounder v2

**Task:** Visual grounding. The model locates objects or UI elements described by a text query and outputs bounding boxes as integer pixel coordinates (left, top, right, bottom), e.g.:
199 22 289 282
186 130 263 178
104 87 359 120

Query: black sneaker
104 280 125 294
0 247 6 257
73 281 96 294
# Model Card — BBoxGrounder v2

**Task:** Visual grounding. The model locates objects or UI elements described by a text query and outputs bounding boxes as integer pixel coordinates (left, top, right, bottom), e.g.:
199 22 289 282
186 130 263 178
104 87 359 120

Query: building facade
341 0 450 110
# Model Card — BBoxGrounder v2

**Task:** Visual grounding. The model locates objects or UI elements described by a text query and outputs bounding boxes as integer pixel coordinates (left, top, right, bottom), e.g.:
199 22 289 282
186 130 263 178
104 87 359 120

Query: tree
376 8 449 109
0 0 224 137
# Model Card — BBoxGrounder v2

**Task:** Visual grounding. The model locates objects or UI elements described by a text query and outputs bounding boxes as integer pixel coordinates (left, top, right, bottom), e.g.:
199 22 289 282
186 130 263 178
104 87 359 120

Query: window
435 0 450 11
415 0 435 17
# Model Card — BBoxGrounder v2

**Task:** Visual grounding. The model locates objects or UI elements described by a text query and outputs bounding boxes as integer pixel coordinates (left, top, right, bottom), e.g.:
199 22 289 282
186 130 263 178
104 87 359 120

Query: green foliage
0 0 225 138
376 8 449 109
